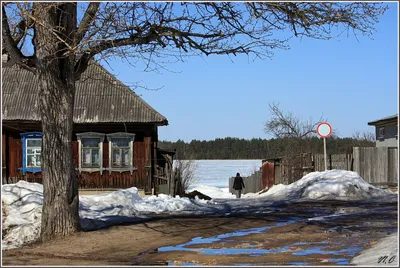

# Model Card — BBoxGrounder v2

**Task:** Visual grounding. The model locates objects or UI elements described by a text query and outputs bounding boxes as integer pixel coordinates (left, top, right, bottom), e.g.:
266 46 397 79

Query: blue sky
103 3 398 142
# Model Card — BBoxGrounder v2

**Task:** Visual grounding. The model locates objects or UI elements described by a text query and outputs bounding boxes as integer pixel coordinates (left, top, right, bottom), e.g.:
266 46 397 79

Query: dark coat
233 175 245 190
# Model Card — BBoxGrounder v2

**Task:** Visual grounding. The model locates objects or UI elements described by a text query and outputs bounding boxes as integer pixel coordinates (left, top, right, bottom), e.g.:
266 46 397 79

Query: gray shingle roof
367 114 398 126
2 62 168 125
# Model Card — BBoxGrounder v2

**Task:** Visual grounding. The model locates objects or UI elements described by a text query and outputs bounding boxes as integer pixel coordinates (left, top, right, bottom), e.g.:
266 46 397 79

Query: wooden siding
2 134 6 168
4 134 154 190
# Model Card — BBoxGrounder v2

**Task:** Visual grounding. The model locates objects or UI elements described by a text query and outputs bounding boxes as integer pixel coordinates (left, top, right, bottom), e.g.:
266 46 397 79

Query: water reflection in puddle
287 262 313 265
159 218 298 255
159 216 365 266
168 262 200 266
292 246 362 257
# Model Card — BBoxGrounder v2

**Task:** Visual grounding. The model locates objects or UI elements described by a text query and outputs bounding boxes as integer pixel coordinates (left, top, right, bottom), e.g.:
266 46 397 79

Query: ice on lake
175 160 263 189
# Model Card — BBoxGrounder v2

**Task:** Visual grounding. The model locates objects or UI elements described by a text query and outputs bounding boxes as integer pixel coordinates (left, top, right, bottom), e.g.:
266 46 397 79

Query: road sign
316 122 332 171
316 122 332 138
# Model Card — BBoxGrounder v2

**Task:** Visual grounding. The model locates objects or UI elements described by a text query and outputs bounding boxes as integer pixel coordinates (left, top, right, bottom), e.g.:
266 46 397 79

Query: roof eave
368 118 398 126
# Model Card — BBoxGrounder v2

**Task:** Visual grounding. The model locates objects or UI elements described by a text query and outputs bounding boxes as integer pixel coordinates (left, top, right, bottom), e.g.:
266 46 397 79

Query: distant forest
158 137 374 160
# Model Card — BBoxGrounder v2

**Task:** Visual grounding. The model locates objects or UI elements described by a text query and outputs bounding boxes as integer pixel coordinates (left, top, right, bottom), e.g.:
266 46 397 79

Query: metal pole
323 138 327 170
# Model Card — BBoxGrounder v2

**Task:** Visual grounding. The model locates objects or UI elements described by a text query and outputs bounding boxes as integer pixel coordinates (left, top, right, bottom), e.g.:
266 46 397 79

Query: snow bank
1 181 43 249
351 233 398 266
2 181 221 250
2 170 396 250
258 170 396 201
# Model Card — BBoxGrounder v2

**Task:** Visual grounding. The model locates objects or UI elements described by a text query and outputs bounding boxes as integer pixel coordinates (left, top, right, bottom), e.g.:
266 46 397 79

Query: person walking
232 172 245 198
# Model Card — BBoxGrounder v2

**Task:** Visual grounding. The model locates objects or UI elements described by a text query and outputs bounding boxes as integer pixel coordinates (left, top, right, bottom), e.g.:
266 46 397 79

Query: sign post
316 122 332 170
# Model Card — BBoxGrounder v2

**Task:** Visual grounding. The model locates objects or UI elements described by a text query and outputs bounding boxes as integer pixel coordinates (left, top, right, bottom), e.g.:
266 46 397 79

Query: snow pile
1 181 43 249
258 170 396 201
2 181 220 249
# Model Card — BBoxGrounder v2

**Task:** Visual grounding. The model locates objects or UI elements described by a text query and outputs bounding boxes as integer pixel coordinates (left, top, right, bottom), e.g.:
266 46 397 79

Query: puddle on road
168 262 200 266
152 202 396 266
287 262 313 265
158 218 299 255
159 217 363 265
292 246 361 257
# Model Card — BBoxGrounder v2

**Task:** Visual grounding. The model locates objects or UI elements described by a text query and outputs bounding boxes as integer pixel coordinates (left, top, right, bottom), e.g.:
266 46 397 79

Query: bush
173 160 198 196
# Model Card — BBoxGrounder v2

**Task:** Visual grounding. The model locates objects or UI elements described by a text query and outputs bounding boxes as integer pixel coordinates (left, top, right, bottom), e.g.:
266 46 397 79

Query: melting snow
1 170 396 252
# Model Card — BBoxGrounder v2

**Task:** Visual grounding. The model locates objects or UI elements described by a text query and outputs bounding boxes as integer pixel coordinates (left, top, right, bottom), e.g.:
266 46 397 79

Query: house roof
367 114 398 126
2 62 168 126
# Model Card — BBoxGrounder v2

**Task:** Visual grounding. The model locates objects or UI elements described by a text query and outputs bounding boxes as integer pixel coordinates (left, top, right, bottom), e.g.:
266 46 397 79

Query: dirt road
2 200 397 266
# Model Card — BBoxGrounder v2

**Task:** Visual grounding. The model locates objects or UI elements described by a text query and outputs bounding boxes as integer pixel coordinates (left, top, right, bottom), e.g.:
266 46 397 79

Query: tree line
159 137 375 160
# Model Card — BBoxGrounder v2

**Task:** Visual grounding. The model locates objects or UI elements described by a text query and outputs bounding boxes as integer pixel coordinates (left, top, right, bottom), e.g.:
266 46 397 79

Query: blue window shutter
21 135 27 175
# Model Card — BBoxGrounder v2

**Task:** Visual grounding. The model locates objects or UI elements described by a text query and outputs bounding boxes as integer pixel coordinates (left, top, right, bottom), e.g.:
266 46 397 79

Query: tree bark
34 3 80 241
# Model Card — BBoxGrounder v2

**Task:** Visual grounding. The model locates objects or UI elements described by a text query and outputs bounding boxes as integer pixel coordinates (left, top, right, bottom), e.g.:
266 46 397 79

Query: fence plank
352 147 397 186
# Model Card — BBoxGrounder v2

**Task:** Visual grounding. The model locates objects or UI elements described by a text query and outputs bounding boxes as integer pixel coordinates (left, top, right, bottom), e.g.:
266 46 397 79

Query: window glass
112 149 121 166
82 148 100 167
110 137 131 168
121 148 130 166
112 148 130 167
27 139 42 147
27 153 41 167
112 138 129 147
82 138 100 148
26 140 41 167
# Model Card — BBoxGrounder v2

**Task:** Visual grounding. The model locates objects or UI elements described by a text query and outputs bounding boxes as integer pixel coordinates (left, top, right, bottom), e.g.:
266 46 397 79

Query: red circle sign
316 122 332 138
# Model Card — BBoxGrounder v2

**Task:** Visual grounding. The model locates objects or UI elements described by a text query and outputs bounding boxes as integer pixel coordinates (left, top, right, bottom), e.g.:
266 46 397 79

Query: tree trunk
34 3 80 241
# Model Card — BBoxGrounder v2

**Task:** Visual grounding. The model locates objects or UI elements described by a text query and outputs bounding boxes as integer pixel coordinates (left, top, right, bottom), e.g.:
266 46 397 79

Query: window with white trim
106 133 135 173
82 138 101 168
26 139 42 168
76 132 105 173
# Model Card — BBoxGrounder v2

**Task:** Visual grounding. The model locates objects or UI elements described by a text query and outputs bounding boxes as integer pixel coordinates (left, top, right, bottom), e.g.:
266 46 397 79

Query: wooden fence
229 169 262 194
313 153 353 171
263 147 398 189
353 147 398 186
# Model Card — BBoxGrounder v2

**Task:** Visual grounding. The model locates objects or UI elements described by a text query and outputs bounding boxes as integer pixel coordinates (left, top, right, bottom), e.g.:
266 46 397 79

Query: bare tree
2 2 388 241
173 160 198 196
264 102 328 158
352 130 376 147
264 102 324 139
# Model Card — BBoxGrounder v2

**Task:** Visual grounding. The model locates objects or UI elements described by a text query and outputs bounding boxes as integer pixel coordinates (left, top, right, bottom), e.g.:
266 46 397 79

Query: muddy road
2 199 397 266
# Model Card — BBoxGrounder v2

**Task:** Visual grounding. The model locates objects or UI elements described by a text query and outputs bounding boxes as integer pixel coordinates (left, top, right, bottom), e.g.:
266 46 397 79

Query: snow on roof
1 170 396 250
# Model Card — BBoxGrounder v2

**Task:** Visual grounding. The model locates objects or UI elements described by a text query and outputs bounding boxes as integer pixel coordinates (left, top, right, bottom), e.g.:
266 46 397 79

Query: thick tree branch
2 5 36 72
76 2 100 45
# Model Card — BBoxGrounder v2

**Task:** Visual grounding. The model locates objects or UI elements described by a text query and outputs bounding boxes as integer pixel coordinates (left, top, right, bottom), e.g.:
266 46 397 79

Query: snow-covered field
2 169 398 264
180 159 262 189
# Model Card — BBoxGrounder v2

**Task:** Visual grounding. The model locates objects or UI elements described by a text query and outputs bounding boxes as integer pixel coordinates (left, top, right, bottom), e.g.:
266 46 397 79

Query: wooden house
367 114 398 148
2 62 174 195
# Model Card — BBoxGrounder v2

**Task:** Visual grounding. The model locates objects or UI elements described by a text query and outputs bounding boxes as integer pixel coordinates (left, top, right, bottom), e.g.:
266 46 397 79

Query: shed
368 114 398 147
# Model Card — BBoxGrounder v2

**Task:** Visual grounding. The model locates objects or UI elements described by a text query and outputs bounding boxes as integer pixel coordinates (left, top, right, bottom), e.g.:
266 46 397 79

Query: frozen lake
175 160 263 189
